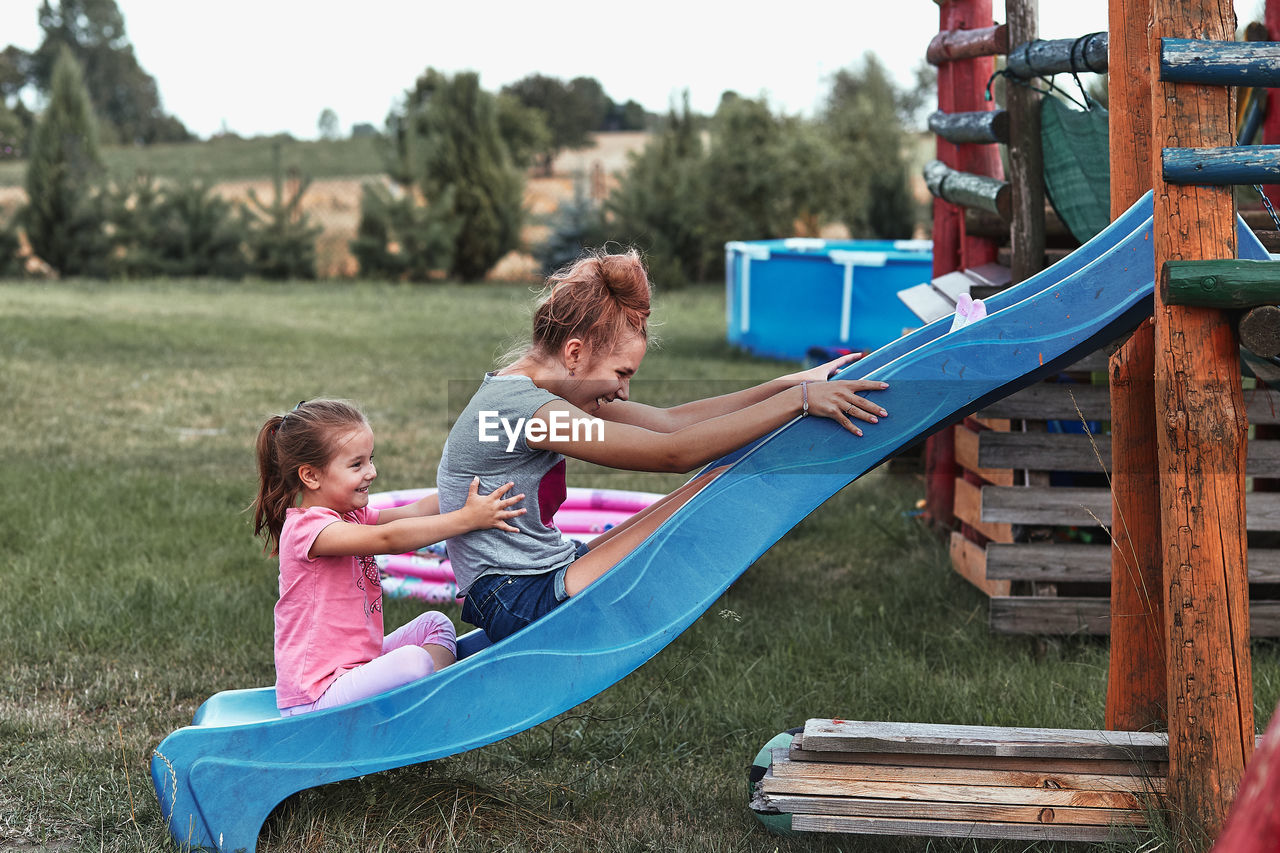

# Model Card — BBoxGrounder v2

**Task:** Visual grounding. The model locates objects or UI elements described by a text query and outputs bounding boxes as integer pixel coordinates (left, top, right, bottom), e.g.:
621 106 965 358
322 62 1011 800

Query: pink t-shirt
274 505 382 709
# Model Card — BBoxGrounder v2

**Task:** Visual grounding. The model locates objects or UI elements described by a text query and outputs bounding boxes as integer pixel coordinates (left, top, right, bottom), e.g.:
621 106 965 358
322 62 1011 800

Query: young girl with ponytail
252 399 525 715
438 249 889 642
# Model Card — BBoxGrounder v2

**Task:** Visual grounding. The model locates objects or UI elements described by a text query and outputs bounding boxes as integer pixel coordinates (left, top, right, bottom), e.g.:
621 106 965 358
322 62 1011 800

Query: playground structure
148 2 1280 850
750 0 1280 846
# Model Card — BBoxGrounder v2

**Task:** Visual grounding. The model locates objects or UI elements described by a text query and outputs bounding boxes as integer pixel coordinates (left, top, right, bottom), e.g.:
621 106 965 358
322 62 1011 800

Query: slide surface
151 192 1266 851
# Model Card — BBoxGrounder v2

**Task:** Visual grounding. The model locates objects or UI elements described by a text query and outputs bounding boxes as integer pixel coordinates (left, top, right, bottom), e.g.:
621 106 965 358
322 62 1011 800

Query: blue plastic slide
151 193 1268 851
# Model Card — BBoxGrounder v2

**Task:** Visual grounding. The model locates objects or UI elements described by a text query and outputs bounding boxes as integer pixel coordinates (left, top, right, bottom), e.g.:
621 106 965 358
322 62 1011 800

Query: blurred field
0 132 651 279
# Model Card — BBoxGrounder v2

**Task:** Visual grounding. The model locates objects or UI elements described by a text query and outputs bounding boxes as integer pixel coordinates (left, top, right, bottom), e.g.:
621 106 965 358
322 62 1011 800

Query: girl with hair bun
437 249 888 642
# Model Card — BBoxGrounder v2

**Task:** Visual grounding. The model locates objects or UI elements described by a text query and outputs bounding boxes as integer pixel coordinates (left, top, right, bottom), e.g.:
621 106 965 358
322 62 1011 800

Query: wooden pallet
949 342 1280 635
752 720 1164 842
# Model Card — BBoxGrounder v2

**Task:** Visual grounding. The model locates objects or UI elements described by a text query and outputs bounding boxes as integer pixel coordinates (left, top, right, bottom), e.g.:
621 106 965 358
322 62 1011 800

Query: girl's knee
421 611 457 655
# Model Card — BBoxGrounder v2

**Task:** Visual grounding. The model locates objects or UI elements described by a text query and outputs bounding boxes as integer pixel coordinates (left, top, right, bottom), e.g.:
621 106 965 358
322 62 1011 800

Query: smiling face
569 332 647 413
299 424 377 513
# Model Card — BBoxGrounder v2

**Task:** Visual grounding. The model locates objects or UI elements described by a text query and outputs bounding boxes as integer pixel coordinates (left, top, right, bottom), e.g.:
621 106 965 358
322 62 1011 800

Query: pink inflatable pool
369 487 664 603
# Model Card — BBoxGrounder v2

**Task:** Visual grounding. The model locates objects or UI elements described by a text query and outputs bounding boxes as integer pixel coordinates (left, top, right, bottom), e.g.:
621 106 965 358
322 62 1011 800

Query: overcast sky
0 1 1267 139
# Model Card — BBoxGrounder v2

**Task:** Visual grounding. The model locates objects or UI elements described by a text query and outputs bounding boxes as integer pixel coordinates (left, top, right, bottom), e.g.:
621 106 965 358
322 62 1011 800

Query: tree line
0 2 931 283
356 56 932 286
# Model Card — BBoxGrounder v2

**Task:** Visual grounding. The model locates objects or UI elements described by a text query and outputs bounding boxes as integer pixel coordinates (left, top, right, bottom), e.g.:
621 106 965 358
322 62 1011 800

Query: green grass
0 135 386 188
1 278 1277 852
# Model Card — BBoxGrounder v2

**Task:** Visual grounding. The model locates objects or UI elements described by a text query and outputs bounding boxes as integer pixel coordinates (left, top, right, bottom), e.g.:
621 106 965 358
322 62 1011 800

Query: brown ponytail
251 400 368 555
527 248 652 362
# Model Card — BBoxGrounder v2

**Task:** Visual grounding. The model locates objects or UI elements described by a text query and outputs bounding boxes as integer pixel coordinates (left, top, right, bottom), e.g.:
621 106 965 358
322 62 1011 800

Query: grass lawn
2 278 1277 852
0 136 385 188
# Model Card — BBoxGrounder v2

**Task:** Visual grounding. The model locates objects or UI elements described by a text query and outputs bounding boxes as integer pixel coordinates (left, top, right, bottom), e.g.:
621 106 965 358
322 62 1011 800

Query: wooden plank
1162 258 1280 307
933 269 976 302
897 282 956 324
799 720 1168 762
977 431 1109 472
924 159 1011 219
1159 38 1280 87
955 424 1014 485
980 485 1280 531
976 433 1280 477
986 543 1111 581
763 793 1147 827
760 775 1142 809
929 109 1010 144
949 531 1012 596
989 598 1280 637
788 740 1169 778
769 750 1165 793
926 23 1010 65
1006 32 1109 78
978 383 1112 420
987 542 1280 583
980 485 1109 526
790 813 1120 841
954 477 1013 542
980 382 1280 424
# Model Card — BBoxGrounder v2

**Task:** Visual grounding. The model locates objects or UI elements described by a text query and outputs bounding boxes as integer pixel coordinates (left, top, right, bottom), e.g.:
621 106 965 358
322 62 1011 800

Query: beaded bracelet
800 380 809 417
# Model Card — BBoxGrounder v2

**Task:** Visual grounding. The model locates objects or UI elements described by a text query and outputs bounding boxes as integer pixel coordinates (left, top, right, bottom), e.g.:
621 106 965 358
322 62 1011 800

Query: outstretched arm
376 492 440 524
528 376 888 474
596 352 863 432
310 480 525 558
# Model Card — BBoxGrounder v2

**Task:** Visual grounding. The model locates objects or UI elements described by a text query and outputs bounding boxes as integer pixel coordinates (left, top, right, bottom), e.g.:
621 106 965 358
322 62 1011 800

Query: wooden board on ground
789 814 1125 842
763 792 1146 826
799 720 1167 762
770 748 1164 792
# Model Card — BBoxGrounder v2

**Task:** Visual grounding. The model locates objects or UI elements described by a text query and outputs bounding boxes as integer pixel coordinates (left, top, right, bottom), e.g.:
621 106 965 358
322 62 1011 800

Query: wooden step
799 720 1167 762
753 720 1163 843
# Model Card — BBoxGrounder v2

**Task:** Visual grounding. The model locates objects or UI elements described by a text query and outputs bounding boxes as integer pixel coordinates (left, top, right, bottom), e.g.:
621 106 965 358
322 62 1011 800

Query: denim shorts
461 566 570 643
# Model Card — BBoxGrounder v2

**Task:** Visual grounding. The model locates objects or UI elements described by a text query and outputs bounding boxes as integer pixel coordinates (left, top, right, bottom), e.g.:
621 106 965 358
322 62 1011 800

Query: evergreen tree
535 174 610 277
350 181 458 281
32 0 190 144
106 175 248 278
400 70 524 281
0 208 21 277
608 94 710 287
23 46 109 276
242 142 321 280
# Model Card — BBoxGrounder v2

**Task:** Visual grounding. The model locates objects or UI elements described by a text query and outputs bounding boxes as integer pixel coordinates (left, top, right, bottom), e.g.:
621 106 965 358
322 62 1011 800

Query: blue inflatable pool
724 238 932 360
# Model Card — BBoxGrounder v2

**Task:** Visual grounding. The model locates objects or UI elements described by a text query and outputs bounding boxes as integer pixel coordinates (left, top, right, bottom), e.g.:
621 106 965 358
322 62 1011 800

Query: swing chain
1254 184 1280 233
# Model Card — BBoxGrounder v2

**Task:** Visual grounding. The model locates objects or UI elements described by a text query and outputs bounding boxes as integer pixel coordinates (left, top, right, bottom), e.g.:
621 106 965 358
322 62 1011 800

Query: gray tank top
437 374 577 595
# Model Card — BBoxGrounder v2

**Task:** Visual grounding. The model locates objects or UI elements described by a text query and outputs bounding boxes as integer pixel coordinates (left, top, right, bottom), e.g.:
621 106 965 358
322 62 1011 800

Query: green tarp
1040 96 1110 243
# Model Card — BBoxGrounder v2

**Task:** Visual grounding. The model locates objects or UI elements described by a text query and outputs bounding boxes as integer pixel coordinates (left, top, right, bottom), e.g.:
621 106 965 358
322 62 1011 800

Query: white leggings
281 611 457 716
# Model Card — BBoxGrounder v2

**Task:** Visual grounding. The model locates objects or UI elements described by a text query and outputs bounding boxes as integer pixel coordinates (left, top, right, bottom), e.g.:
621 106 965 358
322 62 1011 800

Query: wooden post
1005 0 1045 283
1152 0 1254 840
925 0 1001 530
1106 0 1166 736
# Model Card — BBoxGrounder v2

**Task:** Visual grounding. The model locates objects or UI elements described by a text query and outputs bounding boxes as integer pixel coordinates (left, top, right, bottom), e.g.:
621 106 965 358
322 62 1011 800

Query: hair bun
598 251 651 314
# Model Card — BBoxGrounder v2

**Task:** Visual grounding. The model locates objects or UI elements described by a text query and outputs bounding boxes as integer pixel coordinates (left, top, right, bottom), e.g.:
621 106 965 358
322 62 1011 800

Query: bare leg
563 466 728 596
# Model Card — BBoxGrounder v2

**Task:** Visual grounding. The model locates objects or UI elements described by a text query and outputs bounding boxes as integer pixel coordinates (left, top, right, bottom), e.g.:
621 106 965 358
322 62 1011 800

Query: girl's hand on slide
464 477 526 532
783 351 865 384
808 380 889 437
